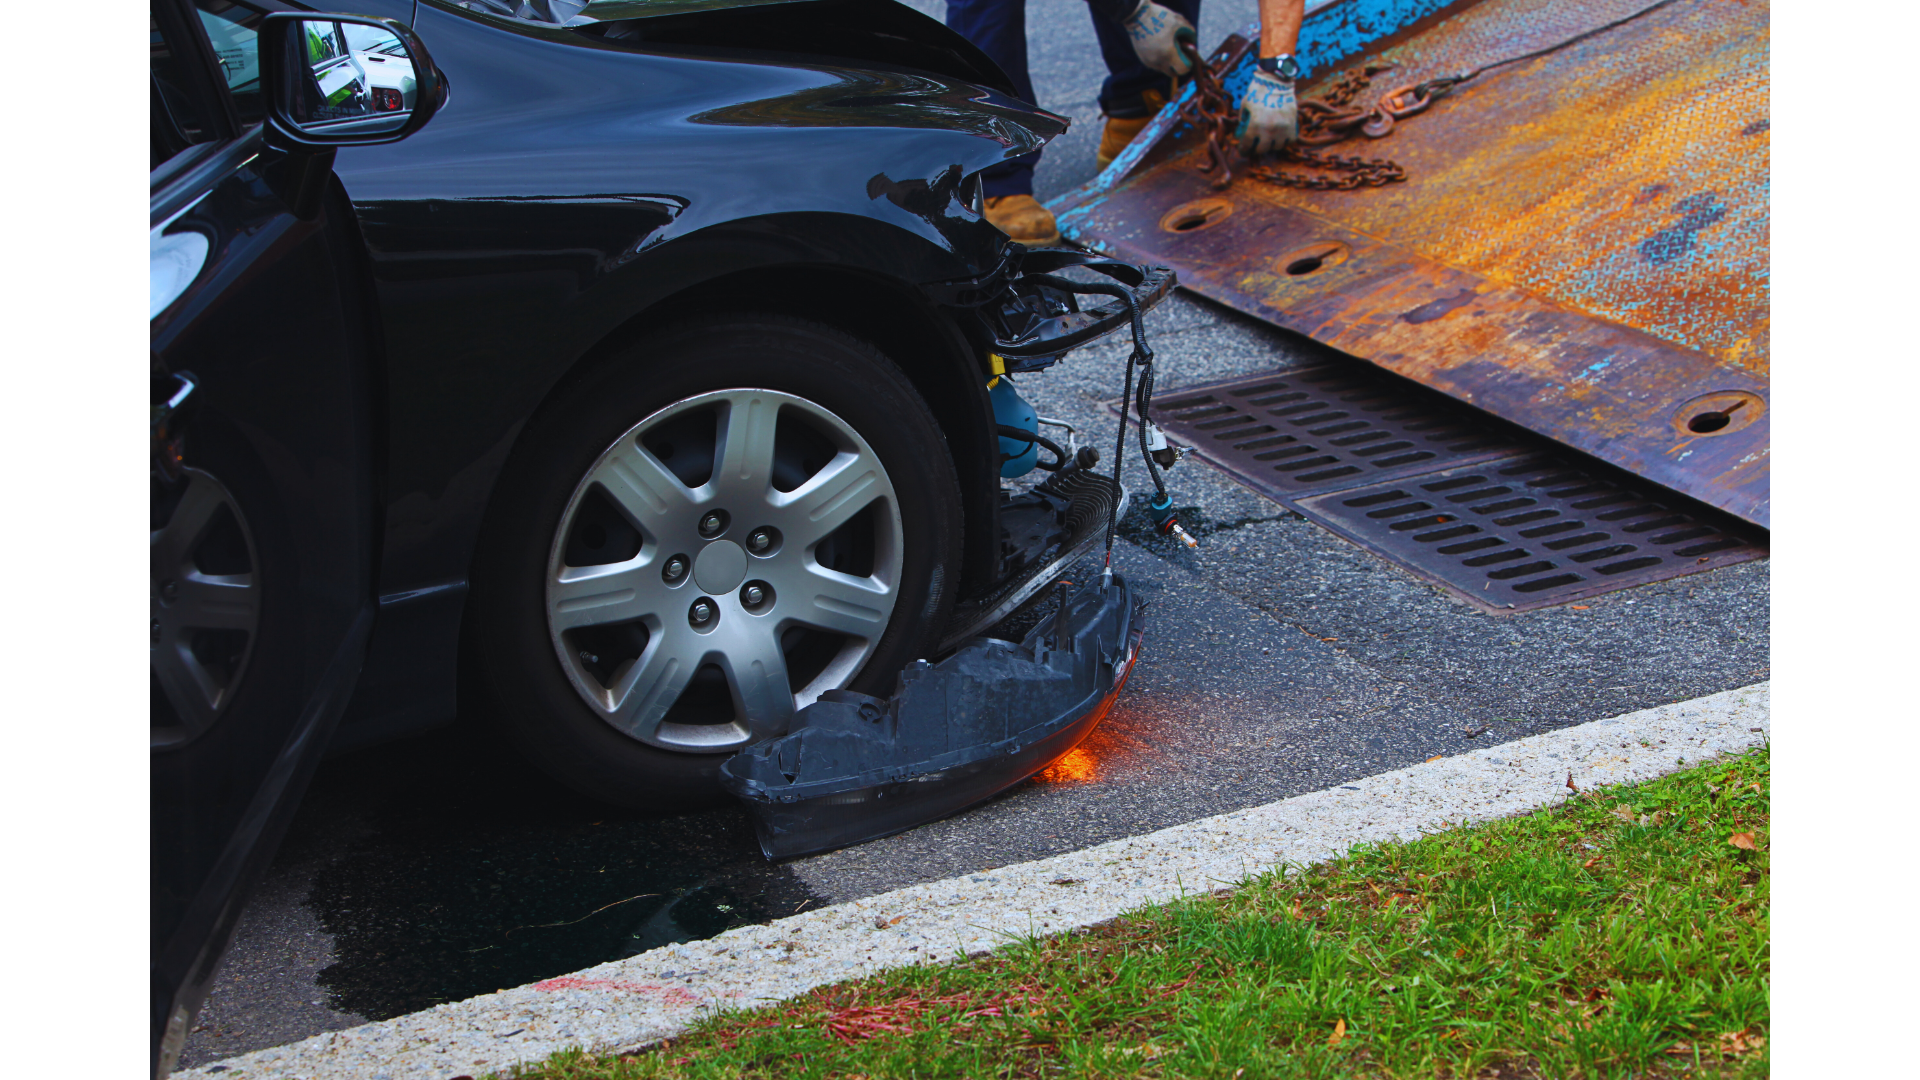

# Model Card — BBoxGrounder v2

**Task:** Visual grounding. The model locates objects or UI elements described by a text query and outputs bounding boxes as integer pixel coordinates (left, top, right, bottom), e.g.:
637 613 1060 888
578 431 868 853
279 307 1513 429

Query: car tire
466 313 962 808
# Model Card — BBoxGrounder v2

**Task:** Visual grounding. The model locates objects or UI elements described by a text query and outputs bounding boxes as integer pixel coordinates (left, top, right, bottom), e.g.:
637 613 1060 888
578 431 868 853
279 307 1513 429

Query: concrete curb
180 681 1769 1080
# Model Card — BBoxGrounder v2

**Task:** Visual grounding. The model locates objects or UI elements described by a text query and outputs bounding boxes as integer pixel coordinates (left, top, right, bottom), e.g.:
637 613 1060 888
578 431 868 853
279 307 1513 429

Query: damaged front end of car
932 248 1175 647
487 0 1183 857
723 248 1176 859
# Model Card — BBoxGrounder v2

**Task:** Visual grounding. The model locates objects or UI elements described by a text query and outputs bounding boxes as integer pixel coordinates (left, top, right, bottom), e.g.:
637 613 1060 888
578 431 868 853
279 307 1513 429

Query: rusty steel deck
1053 0 1770 528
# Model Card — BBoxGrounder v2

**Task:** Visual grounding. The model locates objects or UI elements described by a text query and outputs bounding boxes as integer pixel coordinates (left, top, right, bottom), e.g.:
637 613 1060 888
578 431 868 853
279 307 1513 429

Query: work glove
1122 0 1197 79
1236 67 1298 157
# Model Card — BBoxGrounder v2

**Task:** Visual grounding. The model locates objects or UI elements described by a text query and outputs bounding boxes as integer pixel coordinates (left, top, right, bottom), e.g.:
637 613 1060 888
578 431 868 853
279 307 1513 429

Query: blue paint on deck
1296 0 1461 80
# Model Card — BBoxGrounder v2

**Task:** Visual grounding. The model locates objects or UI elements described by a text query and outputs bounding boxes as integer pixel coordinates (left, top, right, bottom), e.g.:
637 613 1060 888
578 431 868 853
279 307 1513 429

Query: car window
194 0 268 127
152 10 215 169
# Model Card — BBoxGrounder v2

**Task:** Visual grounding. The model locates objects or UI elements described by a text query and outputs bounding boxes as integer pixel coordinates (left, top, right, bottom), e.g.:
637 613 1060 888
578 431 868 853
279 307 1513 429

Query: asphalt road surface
178 1 1768 1067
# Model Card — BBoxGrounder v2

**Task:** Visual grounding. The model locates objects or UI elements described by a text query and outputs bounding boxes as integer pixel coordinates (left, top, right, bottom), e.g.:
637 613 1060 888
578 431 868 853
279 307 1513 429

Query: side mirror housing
258 13 444 150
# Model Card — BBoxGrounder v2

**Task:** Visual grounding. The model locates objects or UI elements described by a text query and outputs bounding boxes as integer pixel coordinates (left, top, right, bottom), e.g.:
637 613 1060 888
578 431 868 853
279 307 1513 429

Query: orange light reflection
1039 746 1099 784
1033 641 1151 786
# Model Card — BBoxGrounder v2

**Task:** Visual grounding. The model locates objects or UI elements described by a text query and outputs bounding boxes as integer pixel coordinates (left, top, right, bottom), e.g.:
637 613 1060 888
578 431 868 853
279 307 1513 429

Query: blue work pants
946 0 1204 197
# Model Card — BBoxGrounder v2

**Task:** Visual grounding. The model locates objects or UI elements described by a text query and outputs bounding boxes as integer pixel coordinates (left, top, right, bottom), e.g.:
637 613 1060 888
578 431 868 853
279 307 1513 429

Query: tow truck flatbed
1052 0 1770 528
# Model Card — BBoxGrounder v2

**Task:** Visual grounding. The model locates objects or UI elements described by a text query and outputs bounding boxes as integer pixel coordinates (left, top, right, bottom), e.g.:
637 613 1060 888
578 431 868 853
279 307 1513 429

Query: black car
152 0 1164 1073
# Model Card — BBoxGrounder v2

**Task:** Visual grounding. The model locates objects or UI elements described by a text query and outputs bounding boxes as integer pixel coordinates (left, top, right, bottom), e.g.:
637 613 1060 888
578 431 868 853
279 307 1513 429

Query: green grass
502 749 1769 1079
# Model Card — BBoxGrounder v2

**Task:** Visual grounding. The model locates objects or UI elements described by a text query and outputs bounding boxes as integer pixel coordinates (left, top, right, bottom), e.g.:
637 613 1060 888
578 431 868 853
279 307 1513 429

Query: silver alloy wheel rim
546 388 905 752
152 467 261 743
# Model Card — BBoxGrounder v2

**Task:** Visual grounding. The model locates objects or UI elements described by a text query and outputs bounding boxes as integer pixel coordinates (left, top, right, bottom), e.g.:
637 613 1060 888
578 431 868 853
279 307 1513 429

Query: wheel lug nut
662 555 689 582
744 585 765 606
160 579 180 602
690 599 716 626
699 511 726 538
748 528 774 553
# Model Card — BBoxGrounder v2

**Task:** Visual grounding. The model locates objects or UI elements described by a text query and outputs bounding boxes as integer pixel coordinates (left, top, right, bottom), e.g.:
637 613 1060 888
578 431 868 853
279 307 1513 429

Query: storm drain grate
1295 453 1765 612
1145 366 1517 496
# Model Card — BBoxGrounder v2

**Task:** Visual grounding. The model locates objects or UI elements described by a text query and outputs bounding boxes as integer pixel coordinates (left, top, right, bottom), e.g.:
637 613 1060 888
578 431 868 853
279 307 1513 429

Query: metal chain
1178 39 1244 189
1176 45 1417 191
1257 63 1411 189
1172 0 1682 193
1252 148 1405 190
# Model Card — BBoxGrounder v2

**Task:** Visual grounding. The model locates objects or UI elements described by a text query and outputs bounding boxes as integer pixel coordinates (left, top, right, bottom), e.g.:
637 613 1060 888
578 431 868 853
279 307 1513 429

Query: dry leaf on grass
1609 804 1664 826
1728 832 1757 851
1718 1029 1766 1055
1328 1018 1347 1047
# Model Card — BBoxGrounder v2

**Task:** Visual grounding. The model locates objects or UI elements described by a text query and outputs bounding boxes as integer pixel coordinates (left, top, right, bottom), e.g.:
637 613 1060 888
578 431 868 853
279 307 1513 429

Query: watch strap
1257 54 1301 80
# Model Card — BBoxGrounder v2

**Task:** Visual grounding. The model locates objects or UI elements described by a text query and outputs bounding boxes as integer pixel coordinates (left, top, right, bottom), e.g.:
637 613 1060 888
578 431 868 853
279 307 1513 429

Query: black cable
995 424 1068 471
1023 272 1156 580
1134 361 1166 498
1417 0 1683 98
1110 349 1138 578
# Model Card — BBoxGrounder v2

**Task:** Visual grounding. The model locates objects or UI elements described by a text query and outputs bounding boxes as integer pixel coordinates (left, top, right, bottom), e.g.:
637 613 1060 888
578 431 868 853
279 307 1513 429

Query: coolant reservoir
991 377 1039 478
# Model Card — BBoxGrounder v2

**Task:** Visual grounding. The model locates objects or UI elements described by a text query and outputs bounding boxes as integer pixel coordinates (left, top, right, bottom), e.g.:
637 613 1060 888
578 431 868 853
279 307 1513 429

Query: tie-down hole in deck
1673 391 1766 437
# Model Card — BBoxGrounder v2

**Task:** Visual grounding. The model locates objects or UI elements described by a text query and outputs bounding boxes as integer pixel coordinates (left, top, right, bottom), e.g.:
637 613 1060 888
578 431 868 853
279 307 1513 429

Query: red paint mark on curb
532 977 699 1005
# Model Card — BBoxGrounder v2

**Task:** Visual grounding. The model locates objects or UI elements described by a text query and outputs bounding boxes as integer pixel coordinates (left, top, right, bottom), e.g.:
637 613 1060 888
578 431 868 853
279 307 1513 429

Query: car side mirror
258 13 444 149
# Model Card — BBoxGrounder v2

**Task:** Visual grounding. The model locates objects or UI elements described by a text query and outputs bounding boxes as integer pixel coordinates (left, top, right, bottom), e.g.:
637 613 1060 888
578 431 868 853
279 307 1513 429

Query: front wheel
466 314 962 807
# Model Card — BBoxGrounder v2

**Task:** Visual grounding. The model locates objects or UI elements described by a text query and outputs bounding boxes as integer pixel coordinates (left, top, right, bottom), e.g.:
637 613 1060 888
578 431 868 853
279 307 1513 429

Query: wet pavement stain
294 727 819 1020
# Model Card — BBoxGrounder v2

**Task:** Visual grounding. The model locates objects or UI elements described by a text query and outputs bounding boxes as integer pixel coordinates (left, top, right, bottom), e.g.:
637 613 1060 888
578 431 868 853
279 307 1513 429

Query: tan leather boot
1096 88 1169 167
1097 116 1155 167
983 195 1061 246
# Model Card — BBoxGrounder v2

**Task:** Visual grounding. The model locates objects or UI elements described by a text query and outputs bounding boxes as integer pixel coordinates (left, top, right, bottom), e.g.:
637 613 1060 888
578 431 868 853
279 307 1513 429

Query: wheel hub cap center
694 539 749 594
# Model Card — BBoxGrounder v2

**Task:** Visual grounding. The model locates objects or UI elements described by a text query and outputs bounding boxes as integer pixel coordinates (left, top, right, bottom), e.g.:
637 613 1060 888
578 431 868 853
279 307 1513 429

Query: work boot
1096 89 1168 167
1097 116 1155 167
984 195 1061 246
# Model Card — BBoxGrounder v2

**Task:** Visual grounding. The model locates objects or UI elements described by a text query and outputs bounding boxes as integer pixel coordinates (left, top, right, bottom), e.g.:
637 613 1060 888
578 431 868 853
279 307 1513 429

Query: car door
149 0 380 1072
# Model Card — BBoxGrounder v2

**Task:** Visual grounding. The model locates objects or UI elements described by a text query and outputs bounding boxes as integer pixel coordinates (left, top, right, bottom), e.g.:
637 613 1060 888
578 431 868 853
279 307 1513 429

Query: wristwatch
1256 54 1301 79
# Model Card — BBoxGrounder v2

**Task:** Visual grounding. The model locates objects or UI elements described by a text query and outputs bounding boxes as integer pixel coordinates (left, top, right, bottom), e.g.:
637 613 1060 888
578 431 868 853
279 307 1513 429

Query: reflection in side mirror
286 20 418 135
261 12 442 149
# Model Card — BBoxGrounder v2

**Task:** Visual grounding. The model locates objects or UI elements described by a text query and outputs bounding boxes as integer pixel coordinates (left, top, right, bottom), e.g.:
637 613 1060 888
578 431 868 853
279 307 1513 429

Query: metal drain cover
1148 366 1516 497
1295 454 1765 613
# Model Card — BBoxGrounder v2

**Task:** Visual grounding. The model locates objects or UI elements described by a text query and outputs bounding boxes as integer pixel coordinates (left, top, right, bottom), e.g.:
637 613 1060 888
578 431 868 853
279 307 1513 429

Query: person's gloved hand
1236 67 1298 157
1122 0 1197 79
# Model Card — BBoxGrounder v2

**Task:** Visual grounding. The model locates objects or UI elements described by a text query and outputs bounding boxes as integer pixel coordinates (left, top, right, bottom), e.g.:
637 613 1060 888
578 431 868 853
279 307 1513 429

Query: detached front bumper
721 574 1143 860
